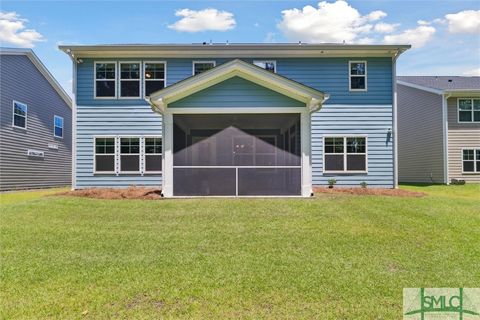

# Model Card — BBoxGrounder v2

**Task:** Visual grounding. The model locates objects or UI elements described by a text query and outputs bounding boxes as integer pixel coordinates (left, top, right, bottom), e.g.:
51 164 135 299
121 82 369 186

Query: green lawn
1 185 479 319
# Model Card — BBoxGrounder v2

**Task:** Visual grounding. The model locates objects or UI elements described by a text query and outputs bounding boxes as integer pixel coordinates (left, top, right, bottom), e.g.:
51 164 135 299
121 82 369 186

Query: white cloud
384 25 435 48
445 10 480 34
417 20 430 26
168 8 235 32
463 68 480 76
374 22 400 33
277 0 387 43
0 11 45 47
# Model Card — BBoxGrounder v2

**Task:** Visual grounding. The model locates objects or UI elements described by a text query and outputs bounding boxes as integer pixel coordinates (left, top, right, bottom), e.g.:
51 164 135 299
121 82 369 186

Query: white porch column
162 112 174 197
301 111 312 197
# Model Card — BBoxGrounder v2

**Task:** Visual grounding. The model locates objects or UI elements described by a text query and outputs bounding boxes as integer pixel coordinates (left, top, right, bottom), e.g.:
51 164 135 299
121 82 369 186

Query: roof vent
448 79 453 82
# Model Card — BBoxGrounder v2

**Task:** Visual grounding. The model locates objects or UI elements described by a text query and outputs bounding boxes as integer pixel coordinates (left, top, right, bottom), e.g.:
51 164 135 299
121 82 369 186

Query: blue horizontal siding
76 105 162 188
311 104 394 188
77 57 392 106
169 76 304 108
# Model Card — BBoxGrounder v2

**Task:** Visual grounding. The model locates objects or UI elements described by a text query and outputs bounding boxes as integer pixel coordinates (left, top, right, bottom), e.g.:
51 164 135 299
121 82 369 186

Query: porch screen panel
173 168 236 196
238 168 301 196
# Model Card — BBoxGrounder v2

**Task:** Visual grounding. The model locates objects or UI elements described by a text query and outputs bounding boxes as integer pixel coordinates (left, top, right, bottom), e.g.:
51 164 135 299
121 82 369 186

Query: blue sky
1 1 479 96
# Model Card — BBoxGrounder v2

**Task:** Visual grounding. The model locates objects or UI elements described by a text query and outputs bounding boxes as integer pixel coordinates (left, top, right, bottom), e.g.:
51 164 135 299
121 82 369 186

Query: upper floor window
462 149 480 173
95 137 115 173
193 61 215 75
54 115 64 138
324 136 367 173
349 61 367 91
253 60 276 73
119 62 140 98
144 62 166 97
95 62 117 98
458 98 480 122
144 137 162 173
12 101 27 129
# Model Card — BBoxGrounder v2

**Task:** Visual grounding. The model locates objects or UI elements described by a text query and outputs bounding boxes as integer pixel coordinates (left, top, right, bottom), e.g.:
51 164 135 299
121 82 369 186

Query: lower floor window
324 136 367 172
145 137 162 172
463 149 480 173
95 137 115 173
120 138 140 173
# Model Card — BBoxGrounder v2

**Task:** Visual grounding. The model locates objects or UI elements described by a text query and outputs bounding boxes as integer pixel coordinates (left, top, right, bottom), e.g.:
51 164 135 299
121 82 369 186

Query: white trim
442 94 450 184
94 61 117 99
165 107 306 114
457 97 480 123
253 60 277 73
0 48 72 107
392 54 398 188
93 136 116 174
53 115 64 138
72 61 77 189
461 148 480 174
322 136 368 174
396 80 444 95
119 136 141 174
12 100 27 130
118 61 141 99
143 136 163 174
192 60 216 75
349 60 367 92
143 61 167 98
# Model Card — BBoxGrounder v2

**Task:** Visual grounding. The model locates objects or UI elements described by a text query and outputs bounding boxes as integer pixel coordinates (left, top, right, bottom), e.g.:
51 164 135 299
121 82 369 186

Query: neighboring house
0 48 72 190
59 43 410 197
397 76 480 184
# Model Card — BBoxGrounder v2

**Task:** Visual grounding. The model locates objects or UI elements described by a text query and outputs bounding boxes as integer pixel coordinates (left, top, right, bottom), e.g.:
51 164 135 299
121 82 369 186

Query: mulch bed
314 187 426 197
58 186 162 200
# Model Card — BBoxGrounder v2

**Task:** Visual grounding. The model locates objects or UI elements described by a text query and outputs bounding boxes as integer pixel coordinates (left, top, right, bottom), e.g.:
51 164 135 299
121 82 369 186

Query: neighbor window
144 62 166 97
349 61 367 91
120 137 140 173
458 98 480 122
95 137 115 173
324 137 367 172
95 62 116 98
54 115 64 138
253 60 276 73
462 149 480 173
119 62 140 98
144 137 162 173
12 101 27 129
193 61 215 75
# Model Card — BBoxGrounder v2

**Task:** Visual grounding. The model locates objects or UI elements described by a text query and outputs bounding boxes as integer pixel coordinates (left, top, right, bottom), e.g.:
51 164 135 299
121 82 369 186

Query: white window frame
94 61 117 99
143 61 167 98
53 115 64 138
253 60 277 73
323 136 368 174
457 98 480 123
119 61 142 99
12 100 27 129
143 136 162 174
461 148 480 174
349 61 368 92
119 136 141 174
192 61 216 76
93 136 116 174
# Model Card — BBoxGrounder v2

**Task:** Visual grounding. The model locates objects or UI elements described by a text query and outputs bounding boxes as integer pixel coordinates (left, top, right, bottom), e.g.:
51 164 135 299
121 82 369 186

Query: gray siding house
397 76 480 184
0 48 72 190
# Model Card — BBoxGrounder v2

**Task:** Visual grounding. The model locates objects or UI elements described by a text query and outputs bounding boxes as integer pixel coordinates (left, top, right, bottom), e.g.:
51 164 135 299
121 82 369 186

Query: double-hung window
120 138 140 173
253 60 276 73
193 61 215 75
462 149 480 173
144 62 166 97
95 137 115 173
324 137 367 172
12 101 27 129
54 115 64 138
349 61 367 91
119 62 141 98
95 62 117 98
144 137 162 173
458 98 480 122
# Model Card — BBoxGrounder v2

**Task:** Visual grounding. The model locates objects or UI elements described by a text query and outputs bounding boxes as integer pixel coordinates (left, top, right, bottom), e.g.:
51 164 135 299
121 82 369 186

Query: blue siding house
60 43 409 197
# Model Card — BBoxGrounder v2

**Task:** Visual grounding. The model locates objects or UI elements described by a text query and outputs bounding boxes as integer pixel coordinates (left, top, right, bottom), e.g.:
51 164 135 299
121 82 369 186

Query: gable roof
0 48 72 107
397 76 480 94
148 59 328 113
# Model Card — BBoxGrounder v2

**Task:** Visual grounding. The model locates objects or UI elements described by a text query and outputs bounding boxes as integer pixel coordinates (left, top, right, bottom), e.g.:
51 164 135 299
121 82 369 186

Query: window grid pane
459 99 472 110
95 63 116 79
95 138 115 154
350 62 366 75
145 63 165 80
325 137 344 153
463 149 474 160
120 63 140 79
120 138 140 154
347 137 366 153
194 62 215 75
145 138 162 154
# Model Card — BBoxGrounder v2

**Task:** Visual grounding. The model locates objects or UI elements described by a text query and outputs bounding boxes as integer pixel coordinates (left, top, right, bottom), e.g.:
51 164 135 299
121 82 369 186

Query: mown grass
0 185 479 319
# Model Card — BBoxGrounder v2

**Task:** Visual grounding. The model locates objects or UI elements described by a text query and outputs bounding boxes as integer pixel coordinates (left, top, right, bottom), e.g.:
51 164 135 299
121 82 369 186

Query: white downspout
442 93 451 184
392 51 400 189
71 60 77 190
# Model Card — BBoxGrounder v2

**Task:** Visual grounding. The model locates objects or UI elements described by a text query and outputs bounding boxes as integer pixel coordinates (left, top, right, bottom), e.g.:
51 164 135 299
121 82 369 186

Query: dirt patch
314 187 426 197
57 186 162 200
